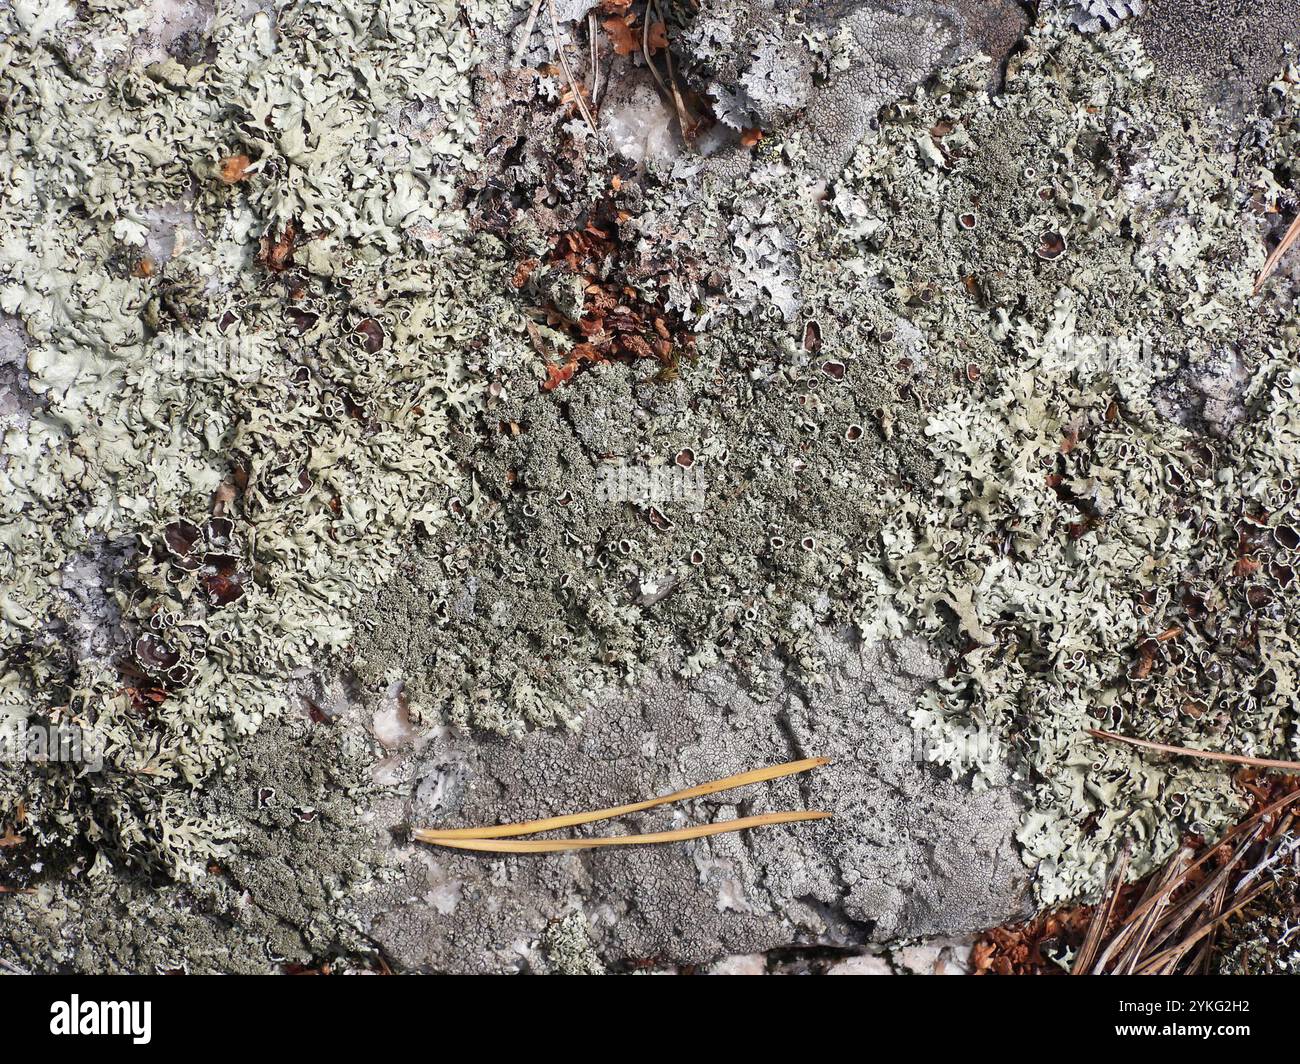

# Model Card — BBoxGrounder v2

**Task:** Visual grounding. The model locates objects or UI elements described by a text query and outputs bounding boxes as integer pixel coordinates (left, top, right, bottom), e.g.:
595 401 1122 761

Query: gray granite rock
359 633 1032 972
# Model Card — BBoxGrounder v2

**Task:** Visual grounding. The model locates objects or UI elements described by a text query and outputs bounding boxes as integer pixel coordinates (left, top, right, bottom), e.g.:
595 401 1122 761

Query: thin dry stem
1188 876 1231 974
588 11 601 108
1106 847 1190 975
1088 728 1300 773
641 3 670 100
1079 786 1300 974
1139 826 1262 959
654 1 694 141
1254 211 1300 294
547 0 598 133
512 0 545 67
1073 842 1129 974
1134 882 1273 974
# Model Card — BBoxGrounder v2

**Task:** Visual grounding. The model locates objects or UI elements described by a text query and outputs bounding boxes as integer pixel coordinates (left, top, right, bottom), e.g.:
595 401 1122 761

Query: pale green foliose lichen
0 0 497 878
832 17 1300 902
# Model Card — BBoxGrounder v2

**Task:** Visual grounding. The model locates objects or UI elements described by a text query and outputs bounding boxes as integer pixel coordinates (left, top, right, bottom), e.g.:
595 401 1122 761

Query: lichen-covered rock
0 0 1298 973
680 0 1027 180
1136 0 1300 116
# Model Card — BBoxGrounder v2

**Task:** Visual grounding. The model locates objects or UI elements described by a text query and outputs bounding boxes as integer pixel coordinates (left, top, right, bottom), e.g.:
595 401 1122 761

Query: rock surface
360 634 1031 972
1136 0 1300 116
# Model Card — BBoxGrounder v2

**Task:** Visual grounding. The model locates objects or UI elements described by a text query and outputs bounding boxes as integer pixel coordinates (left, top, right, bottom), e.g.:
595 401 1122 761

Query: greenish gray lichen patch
541 913 606 974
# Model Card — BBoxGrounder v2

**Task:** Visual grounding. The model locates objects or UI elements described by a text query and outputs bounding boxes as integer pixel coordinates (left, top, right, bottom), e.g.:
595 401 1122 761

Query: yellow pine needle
1253 211 1300 294
415 810 831 853
1087 728 1300 773
416 756 829 840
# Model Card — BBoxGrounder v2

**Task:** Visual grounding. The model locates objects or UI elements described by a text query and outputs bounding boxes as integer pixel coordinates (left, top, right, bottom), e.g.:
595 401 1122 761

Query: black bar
1 972 1290 1050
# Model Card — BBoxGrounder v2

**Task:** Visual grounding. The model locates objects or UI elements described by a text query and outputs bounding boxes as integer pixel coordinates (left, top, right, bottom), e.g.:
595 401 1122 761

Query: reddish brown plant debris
542 361 577 392
512 258 539 289
219 153 252 184
259 221 296 272
124 685 167 710
972 904 1097 975
603 14 642 56
526 201 695 391
284 961 334 975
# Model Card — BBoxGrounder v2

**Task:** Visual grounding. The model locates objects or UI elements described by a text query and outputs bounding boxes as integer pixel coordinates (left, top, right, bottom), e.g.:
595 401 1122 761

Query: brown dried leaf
259 222 296 273
219 153 252 184
603 15 640 56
